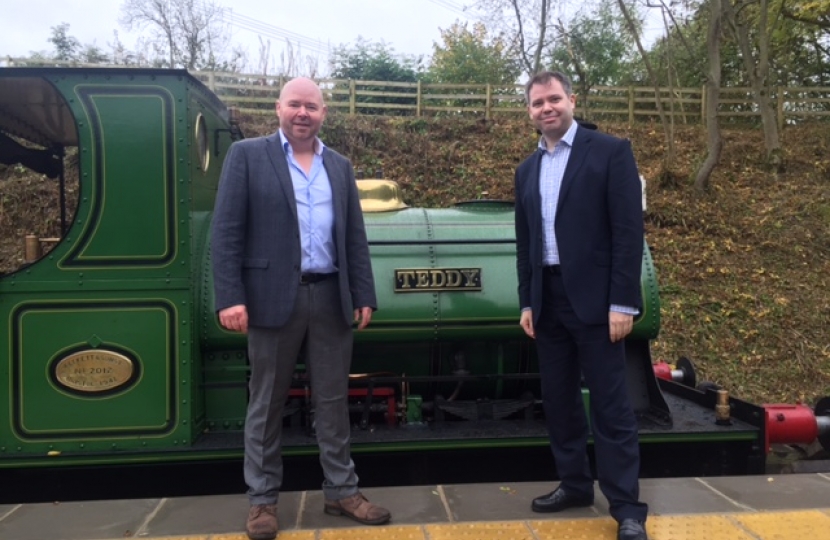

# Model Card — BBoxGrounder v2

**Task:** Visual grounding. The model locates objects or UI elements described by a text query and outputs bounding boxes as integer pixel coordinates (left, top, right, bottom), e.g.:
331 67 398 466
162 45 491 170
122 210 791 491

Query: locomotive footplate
190 383 763 450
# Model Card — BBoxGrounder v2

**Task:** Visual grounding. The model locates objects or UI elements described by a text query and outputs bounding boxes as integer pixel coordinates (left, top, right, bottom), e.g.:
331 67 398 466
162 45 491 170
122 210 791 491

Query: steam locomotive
1 67 827 477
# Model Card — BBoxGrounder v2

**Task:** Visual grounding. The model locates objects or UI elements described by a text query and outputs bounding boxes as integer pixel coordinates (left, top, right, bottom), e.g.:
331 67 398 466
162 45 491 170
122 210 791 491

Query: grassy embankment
2 113 828 405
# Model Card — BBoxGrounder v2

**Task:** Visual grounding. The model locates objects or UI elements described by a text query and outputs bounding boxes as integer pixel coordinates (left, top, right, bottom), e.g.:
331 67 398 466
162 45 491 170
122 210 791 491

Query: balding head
280 77 324 102
276 77 327 150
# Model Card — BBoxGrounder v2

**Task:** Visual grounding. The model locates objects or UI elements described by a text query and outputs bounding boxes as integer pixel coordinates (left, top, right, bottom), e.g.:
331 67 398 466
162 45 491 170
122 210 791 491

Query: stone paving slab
3 475 830 539
639 477 748 515
0 498 160 540
701 473 830 510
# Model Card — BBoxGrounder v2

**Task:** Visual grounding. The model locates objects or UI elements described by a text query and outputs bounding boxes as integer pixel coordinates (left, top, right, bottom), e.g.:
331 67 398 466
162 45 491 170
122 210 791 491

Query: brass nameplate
55 350 135 393
395 268 482 292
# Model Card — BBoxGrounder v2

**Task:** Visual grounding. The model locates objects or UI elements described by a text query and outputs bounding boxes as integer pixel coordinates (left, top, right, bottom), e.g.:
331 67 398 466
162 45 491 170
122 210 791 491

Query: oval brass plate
55 350 135 393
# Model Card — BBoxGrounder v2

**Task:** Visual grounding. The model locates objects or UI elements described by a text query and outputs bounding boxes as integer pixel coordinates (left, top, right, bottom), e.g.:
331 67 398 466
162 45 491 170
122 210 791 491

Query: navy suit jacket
211 133 377 329
514 125 644 327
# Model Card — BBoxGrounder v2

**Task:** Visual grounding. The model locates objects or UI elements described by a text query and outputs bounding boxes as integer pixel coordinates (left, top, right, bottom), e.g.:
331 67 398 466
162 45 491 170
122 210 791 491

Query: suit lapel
322 149 344 227
528 151 544 230
266 133 298 224
557 125 591 214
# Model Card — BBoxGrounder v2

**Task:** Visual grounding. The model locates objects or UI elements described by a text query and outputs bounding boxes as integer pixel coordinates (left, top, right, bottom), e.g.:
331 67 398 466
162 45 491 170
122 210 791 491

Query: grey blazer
211 133 377 328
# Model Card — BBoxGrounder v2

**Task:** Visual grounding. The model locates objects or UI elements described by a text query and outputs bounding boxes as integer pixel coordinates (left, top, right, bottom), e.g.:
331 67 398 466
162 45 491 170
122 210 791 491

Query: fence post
207 71 215 92
349 80 356 116
628 86 634 124
417 80 422 117
485 84 492 120
777 86 785 132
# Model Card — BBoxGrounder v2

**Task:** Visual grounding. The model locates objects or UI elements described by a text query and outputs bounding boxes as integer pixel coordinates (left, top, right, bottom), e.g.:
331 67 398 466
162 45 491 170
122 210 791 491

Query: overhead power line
425 0 470 18
219 10 330 57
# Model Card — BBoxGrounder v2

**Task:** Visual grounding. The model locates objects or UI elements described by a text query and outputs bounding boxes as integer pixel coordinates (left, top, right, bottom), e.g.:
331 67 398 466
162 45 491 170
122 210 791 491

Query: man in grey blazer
514 71 648 540
211 77 390 540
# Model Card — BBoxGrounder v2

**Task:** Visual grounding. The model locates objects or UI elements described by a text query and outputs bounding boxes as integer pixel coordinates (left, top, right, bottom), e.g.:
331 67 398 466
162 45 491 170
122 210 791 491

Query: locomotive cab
0 67 237 465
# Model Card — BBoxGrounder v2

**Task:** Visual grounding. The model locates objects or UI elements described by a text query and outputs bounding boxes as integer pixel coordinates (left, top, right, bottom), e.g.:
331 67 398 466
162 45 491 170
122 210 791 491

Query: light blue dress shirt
536 123 637 316
279 129 337 274
539 121 577 266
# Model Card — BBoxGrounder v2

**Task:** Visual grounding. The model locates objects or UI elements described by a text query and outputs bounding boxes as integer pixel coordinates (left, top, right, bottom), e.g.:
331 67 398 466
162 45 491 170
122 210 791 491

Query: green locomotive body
0 68 767 474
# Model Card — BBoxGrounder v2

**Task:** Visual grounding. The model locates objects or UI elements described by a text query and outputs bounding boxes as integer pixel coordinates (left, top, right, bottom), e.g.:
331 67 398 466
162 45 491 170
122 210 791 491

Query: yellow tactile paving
319 525 425 539
426 521 535 540
530 517 618 539
213 533 315 540
77 510 830 540
645 515 756 540
157 536 209 540
733 510 830 540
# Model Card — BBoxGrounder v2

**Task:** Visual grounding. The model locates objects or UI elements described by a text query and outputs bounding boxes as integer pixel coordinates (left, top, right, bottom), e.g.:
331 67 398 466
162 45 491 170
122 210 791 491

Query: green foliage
548 2 636 90
329 38 422 82
46 23 111 64
768 17 830 86
49 23 81 62
422 22 522 114
638 0 830 89
782 0 830 28
79 45 110 65
426 22 521 84
328 38 424 115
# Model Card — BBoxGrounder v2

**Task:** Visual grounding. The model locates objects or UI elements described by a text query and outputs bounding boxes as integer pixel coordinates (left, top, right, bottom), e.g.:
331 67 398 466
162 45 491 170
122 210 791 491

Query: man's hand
609 311 634 342
354 307 373 330
219 304 248 334
519 309 535 339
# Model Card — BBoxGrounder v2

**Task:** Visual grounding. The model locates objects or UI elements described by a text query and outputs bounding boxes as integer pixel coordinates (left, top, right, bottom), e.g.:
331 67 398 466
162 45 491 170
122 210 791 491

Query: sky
0 0 665 74
0 0 471 72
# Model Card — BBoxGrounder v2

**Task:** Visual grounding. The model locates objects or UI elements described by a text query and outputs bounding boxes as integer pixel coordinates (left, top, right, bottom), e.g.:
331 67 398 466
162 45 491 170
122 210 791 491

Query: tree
424 22 520 115
119 0 231 70
329 38 422 82
549 2 635 113
781 0 830 29
47 23 111 65
328 39 422 115
617 0 677 178
49 23 81 62
471 0 555 77
428 22 520 84
722 0 783 166
695 0 724 192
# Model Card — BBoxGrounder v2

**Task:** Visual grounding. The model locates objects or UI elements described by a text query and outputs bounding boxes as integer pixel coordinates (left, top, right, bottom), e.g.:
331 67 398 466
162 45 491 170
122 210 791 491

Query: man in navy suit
211 78 390 540
514 71 649 540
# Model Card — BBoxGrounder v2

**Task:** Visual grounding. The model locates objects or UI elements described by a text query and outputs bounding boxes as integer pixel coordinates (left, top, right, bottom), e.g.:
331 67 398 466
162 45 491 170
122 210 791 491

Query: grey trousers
244 278 359 504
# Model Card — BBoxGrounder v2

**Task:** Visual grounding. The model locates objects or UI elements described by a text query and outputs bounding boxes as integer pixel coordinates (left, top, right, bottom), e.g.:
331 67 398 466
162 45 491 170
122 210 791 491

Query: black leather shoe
618 518 648 540
531 487 594 513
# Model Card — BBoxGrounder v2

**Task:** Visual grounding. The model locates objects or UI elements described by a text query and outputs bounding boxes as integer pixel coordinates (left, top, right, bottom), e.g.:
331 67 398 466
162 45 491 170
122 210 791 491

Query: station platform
2 473 830 540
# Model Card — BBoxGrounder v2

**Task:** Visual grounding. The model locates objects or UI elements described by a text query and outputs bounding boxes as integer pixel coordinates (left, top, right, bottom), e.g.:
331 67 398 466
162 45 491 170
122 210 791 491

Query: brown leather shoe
246 504 277 540
324 492 391 525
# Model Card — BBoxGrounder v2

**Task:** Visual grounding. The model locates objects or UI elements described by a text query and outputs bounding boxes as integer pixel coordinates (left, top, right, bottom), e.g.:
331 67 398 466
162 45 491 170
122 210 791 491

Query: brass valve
715 389 732 425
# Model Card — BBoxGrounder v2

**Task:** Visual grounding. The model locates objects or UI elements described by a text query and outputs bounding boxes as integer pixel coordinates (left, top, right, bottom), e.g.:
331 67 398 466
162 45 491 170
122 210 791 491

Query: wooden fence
3 58 828 126
193 71 830 128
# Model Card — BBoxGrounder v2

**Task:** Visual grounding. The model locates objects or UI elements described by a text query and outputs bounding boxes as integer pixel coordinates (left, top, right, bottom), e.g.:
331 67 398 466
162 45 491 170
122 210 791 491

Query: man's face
276 80 327 144
527 78 576 143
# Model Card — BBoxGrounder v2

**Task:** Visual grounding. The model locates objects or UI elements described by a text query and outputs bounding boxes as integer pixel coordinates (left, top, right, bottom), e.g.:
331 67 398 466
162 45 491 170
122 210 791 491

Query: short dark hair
524 71 573 103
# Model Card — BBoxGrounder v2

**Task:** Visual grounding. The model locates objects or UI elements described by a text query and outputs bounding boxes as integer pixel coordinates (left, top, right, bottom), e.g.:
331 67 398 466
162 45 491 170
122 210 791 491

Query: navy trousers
535 271 648 522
